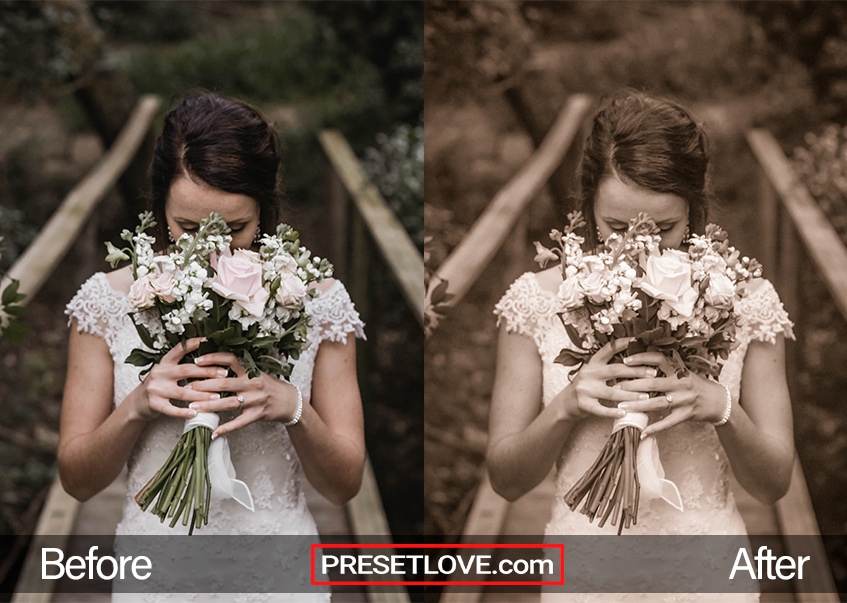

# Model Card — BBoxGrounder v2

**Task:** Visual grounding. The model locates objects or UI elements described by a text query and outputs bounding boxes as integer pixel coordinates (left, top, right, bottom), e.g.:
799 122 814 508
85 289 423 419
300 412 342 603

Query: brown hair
578 91 712 248
149 94 282 250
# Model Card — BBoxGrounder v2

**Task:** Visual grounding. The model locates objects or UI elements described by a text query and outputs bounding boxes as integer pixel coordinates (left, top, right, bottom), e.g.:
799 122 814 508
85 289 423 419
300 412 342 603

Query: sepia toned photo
424 1 846 600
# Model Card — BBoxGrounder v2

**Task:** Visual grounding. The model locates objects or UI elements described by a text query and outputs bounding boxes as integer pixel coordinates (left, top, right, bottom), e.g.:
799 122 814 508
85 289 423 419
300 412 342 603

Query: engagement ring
665 394 673 409
237 394 245 410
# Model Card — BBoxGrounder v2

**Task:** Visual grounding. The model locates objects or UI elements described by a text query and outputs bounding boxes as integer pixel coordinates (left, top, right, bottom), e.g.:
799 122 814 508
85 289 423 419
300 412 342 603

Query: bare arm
58 330 227 501
620 337 795 504
486 328 650 501
716 336 794 503
194 333 366 506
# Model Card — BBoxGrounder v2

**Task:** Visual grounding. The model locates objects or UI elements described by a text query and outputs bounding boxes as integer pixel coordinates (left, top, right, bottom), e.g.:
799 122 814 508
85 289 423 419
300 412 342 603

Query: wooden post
327 163 349 282
758 170 778 282
778 207 800 390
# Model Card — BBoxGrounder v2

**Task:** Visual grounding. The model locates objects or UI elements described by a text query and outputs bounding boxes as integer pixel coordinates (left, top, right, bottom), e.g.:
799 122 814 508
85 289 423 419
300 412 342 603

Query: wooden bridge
425 95 841 603
6 95 420 603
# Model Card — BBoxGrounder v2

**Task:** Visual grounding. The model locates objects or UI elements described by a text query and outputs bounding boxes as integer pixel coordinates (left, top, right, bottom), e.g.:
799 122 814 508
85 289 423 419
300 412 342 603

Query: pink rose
210 248 269 317
639 249 697 318
275 271 308 309
149 271 177 303
129 275 156 309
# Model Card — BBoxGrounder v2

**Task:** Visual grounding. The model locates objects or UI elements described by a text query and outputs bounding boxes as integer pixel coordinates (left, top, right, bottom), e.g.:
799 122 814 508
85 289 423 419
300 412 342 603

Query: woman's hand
133 337 226 422
613 351 727 437
563 338 660 421
181 350 300 438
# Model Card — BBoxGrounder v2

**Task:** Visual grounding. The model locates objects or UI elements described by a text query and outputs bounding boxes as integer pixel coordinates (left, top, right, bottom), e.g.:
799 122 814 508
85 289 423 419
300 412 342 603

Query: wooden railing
319 129 423 603
10 94 162 603
747 129 842 602
10 99 416 603
425 95 595 603
424 102 840 602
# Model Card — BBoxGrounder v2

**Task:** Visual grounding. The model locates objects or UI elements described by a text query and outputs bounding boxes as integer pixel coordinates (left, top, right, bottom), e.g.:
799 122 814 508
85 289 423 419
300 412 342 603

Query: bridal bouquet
533 211 761 533
106 212 332 533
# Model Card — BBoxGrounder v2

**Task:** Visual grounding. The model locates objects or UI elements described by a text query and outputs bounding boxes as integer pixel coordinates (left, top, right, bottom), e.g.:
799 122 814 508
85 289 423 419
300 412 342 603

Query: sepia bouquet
106 212 332 533
534 211 761 533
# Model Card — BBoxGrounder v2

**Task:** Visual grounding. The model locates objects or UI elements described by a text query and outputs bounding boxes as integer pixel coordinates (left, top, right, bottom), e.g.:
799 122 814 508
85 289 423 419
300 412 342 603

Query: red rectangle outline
310 543 564 586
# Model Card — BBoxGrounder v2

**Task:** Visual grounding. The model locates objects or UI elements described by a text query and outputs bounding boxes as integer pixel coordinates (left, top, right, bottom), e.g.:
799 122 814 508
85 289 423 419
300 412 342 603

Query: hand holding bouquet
534 211 761 532
106 212 332 533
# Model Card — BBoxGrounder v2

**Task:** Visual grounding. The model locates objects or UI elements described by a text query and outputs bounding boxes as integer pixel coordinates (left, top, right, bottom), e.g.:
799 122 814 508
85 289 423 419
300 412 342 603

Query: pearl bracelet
283 385 303 427
712 383 732 427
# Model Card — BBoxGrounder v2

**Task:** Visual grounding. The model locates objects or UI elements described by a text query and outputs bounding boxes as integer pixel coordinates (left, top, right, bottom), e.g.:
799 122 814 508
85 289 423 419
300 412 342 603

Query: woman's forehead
166 176 258 221
595 174 687 221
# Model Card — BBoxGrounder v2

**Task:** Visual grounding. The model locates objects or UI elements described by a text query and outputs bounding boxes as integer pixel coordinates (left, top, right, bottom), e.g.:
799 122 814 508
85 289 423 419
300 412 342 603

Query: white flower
704 272 736 310
557 278 584 311
639 249 698 318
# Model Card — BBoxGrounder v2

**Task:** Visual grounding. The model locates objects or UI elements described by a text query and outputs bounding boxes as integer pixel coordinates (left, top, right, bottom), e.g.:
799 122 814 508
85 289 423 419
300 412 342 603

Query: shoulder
65 269 132 342
735 278 795 344
313 277 338 294
307 278 366 343
534 266 563 294
105 265 134 295
494 270 559 341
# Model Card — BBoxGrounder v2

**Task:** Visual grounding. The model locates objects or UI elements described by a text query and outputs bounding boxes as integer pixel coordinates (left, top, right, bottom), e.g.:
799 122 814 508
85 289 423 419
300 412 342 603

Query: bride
488 91 795 600
59 94 366 600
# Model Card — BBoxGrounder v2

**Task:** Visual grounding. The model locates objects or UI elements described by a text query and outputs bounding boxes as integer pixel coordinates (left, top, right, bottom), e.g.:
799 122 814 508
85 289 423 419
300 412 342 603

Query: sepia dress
494 272 794 602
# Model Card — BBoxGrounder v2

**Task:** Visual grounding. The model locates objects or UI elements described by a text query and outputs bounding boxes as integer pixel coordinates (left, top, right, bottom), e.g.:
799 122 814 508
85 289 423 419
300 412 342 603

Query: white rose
557 278 584 311
579 271 610 304
704 272 736 310
639 249 698 318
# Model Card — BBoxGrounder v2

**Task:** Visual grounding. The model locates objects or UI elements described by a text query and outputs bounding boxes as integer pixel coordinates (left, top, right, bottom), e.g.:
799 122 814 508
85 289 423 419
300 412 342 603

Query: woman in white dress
59 95 366 600
488 92 795 600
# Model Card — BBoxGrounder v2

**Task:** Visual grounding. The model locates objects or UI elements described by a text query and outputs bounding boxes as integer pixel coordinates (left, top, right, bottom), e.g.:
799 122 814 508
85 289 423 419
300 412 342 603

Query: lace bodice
66 273 365 600
495 273 793 601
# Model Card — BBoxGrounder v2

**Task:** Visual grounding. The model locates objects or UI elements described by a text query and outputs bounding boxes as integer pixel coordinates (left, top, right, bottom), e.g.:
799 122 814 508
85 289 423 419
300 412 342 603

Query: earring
167 226 176 244
684 225 691 241
253 222 262 245
595 225 604 242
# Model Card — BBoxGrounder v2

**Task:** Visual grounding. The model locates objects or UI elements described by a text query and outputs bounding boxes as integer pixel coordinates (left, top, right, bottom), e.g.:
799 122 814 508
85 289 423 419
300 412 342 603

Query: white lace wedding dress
494 272 794 602
66 272 365 602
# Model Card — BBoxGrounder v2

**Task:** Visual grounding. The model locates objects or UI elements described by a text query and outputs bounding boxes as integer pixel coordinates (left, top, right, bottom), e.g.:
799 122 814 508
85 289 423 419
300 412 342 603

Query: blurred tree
744 2 847 121
0 0 152 219
425 0 573 209
307 0 423 127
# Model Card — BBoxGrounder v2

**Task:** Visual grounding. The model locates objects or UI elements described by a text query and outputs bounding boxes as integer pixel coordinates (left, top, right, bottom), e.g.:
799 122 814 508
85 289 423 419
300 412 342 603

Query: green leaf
125 349 161 367
3 304 27 317
2 319 33 342
2 279 21 306
130 316 158 350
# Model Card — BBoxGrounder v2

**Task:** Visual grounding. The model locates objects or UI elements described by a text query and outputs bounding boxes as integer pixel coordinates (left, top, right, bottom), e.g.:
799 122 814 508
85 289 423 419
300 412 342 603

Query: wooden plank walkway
439 460 833 603
41 470 367 603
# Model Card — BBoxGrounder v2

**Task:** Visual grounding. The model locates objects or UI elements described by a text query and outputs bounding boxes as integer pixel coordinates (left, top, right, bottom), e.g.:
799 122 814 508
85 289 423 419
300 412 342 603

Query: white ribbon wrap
612 411 684 512
183 412 255 512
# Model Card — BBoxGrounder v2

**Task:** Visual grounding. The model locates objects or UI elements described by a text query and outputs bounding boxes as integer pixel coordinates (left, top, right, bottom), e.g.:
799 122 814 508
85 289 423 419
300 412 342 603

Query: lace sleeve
65 272 129 348
494 272 558 349
308 280 366 344
735 279 795 344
